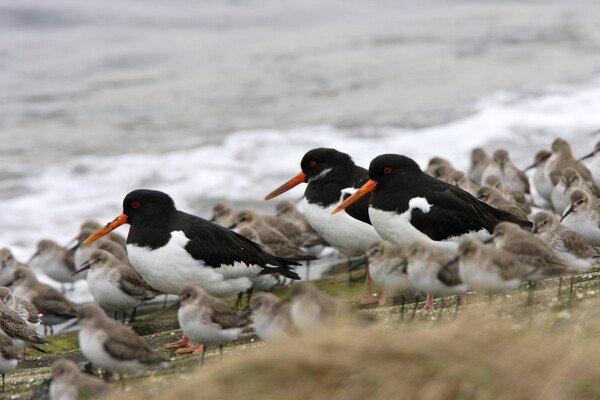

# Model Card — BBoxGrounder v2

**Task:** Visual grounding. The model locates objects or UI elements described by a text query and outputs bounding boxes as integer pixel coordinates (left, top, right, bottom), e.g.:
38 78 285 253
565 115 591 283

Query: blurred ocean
1 0 600 269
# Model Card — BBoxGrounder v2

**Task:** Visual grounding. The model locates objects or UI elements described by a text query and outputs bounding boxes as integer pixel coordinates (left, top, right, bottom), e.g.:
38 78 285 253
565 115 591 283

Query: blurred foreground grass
4 268 600 400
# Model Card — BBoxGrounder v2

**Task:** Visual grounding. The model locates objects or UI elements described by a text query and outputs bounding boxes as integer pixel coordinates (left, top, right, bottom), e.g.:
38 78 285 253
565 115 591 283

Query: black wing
411 177 530 241
175 212 300 279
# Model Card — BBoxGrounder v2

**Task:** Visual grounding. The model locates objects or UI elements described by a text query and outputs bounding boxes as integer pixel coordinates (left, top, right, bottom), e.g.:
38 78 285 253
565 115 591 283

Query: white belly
369 207 460 254
127 231 259 297
302 199 381 257
290 300 321 332
30 254 79 284
79 328 143 373
550 184 572 215
0 265 15 287
533 169 554 202
459 259 520 293
179 311 242 345
252 314 276 341
406 260 465 296
369 261 413 293
87 270 141 311
562 214 600 246
0 353 17 374
49 379 78 400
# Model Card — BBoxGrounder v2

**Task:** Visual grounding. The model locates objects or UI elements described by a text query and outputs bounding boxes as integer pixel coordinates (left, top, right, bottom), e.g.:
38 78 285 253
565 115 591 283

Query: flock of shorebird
0 137 599 399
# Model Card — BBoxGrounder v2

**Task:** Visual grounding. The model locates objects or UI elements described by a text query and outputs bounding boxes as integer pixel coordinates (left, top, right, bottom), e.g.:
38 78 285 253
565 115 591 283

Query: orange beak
82 213 128 244
331 179 377 214
264 172 307 200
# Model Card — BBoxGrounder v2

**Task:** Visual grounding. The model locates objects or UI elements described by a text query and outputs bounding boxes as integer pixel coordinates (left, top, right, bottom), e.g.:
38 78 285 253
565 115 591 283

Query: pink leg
175 343 204 354
348 265 386 305
458 292 467 306
163 334 192 349
409 293 435 313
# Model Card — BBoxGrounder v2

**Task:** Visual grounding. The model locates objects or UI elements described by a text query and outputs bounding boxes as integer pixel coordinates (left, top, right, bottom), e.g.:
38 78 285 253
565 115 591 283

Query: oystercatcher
332 154 532 311
264 148 382 303
83 189 300 347
84 189 300 296
333 154 532 252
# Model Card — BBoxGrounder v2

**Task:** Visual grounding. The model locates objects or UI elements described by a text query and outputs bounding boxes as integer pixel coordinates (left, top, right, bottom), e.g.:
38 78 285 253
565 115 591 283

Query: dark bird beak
62 319 80 331
560 205 574 222
83 214 128 245
161 300 181 314
347 255 368 272
73 261 92 276
26 250 40 264
64 237 79 250
332 179 377 214
265 172 307 200
483 237 494 244
531 226 538 234
66 243 80 256
578 151 595 162
523 162 536 172
228 223 237 230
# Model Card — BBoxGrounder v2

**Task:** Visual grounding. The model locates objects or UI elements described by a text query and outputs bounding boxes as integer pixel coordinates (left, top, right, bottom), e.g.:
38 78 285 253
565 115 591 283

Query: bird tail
260 262 301 280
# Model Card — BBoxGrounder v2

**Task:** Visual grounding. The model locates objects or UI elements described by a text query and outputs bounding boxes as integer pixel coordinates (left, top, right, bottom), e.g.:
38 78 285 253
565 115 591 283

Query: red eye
309 161 316 167
132 201 140 209
384 167 392 174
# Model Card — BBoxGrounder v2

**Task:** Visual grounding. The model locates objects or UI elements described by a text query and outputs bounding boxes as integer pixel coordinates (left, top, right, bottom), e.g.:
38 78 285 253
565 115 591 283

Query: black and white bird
83 189 300 348
264 148 382 303
265 148 381 258
333 154 532 253
83 190 300 297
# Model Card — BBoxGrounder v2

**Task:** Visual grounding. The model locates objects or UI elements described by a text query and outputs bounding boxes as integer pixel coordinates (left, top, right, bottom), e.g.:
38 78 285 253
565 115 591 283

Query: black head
300 148 356 183
122 189 176 225
368 154 422 188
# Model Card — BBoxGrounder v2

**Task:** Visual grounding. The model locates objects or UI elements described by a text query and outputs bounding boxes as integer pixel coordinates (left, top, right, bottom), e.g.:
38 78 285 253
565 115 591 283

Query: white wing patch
341 187 358 197
407 197 432 218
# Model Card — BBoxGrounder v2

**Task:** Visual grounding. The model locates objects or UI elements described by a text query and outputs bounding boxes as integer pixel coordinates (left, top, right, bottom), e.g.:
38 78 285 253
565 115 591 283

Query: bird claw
174 344 204 354
163 335 192 349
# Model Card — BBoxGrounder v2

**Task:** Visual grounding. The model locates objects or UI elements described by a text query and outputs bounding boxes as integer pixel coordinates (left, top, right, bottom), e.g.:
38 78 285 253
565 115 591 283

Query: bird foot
175 344 204 354
163 335 192 349
347 290 385 306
